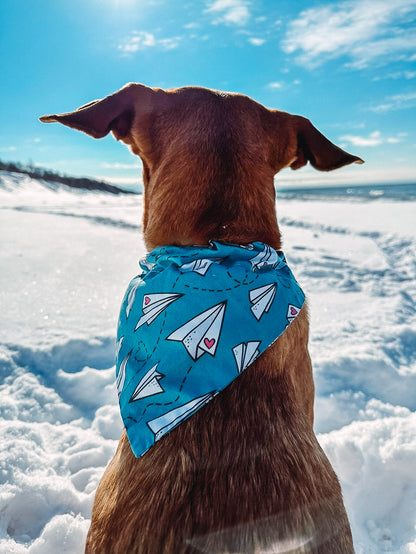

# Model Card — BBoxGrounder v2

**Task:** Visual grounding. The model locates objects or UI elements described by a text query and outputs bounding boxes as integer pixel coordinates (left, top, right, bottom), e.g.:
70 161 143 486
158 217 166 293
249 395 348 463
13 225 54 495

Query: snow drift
1 172 415 553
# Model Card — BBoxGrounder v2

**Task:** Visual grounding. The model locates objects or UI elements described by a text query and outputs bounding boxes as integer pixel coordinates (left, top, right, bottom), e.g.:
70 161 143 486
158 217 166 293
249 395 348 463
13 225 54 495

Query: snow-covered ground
1 171 415 553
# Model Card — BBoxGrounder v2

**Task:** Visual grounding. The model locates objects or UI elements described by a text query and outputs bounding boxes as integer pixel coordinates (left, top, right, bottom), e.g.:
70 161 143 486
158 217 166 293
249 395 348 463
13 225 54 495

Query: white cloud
373 70 416 81
341 131 383 147
158 37 181 50
340 130 405 147
282 0 416 69
267 82 282 89
370 91 416 112
267 80 301 90
248 37 265 46
118 31 181 53
120 32 155 53
206 0 251 26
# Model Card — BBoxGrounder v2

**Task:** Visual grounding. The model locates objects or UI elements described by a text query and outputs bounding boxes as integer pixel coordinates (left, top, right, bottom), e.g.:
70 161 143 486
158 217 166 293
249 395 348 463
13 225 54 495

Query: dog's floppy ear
39 83 154 139
289 115 364 171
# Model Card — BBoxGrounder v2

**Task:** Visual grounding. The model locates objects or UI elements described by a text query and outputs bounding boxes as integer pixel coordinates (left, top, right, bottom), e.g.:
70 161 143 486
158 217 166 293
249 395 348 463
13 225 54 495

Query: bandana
116 241 305 458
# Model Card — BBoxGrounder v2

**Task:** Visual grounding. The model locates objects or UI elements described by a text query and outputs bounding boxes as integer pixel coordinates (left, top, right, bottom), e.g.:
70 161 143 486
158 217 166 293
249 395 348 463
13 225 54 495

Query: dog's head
40 83 363 248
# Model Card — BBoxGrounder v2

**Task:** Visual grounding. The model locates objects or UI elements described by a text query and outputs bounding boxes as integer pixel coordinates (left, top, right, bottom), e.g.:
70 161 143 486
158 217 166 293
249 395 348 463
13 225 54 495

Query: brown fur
40 83 363 553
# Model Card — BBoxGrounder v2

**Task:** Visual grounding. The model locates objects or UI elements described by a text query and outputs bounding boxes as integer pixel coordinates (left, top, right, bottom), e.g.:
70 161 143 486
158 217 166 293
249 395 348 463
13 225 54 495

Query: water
276 182 416 201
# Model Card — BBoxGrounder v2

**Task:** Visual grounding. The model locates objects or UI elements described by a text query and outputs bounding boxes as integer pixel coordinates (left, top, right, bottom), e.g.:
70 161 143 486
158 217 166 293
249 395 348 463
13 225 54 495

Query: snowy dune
1 172 415 553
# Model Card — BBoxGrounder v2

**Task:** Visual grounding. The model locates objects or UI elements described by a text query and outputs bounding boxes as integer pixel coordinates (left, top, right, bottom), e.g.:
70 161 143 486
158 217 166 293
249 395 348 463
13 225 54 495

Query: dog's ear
39 83 155 140
288 115 364 171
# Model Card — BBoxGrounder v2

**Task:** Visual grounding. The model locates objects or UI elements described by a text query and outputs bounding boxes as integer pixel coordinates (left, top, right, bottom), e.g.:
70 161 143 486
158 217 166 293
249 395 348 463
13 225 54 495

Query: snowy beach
1 172 415 553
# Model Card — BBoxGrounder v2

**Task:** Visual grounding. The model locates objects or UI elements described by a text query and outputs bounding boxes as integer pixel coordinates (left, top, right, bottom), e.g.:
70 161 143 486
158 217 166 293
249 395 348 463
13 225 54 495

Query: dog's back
88 349 353 553
40 84 361 553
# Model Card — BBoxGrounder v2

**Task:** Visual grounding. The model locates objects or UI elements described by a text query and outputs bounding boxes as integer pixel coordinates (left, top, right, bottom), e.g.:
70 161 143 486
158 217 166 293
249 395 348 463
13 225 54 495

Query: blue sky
1 0 416 190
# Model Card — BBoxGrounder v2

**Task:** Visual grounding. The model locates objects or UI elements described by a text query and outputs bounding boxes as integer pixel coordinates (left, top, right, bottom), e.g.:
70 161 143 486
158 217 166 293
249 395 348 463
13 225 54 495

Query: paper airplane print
232 341 261 373
249 283 277 321
287 304 301 323
116 350 131 397
134 292 182 330
115 336 124 358
249 245 279 271
126 283 140 318
129 363 165 403
180 258 215 276
117 242 306 458
147 391 216 441
167 301 226 361
140 259 156 272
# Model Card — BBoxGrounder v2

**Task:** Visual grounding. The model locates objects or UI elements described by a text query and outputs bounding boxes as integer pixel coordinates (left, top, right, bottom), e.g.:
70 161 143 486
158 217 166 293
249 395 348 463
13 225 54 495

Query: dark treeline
0 160 136 195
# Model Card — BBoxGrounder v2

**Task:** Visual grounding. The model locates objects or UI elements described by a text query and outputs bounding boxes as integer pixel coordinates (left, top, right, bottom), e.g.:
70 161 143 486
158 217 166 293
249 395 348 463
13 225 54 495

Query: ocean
276 181 416 201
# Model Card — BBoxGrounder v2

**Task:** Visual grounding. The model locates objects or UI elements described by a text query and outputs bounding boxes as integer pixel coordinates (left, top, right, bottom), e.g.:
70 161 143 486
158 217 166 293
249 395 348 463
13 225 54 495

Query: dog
40 83 363 553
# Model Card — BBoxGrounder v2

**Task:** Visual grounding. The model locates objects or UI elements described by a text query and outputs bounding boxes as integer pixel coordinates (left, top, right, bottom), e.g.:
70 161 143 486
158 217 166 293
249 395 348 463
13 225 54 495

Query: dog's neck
142 172 282 251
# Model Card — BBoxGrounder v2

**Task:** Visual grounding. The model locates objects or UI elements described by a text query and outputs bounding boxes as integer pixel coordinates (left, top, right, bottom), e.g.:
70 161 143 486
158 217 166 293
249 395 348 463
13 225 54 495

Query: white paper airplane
180 258 215 276
249 283 277 321
135 292 182 330
115 336 124 358
129 363 165 402
167 301 226 361
232 341 261 373
147 391 216 441
249 245 279 271
116 350 131 397
287 304 301 323
141 259 156 272
126 283 140 318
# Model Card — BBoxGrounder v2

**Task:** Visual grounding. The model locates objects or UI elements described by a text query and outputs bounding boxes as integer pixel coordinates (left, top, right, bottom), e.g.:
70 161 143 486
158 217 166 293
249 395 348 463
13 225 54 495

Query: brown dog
40 83 363 553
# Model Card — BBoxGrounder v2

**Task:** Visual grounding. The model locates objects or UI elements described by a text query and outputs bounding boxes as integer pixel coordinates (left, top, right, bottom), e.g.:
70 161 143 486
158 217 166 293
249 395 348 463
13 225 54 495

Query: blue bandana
116 241 305 458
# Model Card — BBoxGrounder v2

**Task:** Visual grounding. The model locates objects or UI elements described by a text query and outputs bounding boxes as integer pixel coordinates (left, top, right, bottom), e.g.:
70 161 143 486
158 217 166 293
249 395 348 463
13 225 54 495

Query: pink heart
204 338 215 349
291 307 298 315
144 296 150 305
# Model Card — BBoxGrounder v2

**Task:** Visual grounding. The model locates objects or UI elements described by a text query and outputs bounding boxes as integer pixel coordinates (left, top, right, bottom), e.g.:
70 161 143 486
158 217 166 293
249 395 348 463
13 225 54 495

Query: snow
1 172 415 553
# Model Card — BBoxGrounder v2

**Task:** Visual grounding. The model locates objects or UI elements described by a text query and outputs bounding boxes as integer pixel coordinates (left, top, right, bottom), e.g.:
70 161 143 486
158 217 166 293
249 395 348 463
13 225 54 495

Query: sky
1 0 416 191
